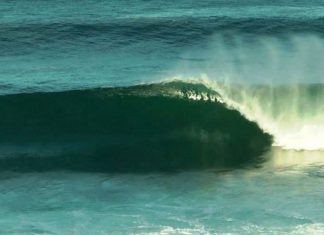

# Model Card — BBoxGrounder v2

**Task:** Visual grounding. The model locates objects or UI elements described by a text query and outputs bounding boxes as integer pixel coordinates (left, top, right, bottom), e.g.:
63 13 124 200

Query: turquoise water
1 0 324 234
0 150 324 234
2 0 324 94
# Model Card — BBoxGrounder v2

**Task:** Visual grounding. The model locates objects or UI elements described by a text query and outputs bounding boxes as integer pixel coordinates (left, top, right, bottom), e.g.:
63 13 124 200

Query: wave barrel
0 82 272 172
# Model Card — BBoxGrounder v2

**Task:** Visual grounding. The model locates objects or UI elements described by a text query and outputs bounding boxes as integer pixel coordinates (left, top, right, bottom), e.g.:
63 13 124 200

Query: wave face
0 82 272 172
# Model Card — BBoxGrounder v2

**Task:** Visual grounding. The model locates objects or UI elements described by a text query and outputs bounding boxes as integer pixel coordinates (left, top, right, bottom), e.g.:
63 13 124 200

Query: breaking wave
183 76 324 151
0 81 272 172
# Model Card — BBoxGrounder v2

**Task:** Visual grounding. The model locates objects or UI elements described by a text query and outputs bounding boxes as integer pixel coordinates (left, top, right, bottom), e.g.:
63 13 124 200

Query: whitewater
183 76 324 151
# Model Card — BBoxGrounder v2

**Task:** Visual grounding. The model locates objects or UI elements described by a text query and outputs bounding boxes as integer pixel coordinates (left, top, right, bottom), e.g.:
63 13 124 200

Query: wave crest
190 75 324 151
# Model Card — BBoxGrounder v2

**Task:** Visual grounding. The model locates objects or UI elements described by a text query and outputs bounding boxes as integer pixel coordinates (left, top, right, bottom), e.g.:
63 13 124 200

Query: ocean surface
1 0 324 234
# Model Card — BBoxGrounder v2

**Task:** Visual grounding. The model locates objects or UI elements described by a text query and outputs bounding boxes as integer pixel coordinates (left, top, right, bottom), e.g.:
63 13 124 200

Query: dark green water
0 82 272 172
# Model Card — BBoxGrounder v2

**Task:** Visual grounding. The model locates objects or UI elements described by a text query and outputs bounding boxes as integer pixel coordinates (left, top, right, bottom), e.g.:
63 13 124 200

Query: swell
1 17 324 56
0 81 272 172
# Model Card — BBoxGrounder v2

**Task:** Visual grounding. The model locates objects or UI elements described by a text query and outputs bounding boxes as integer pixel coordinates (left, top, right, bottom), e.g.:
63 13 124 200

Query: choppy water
0 0 324 234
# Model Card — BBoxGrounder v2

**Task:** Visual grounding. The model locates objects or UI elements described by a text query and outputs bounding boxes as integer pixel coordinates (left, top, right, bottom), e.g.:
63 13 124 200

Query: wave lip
203 77 324 151
0 81 272 172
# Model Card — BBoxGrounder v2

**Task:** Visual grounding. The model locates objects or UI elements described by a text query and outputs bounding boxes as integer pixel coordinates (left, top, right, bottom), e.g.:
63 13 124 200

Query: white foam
202 75 324 151
165 33 324 151
162 75 324 151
